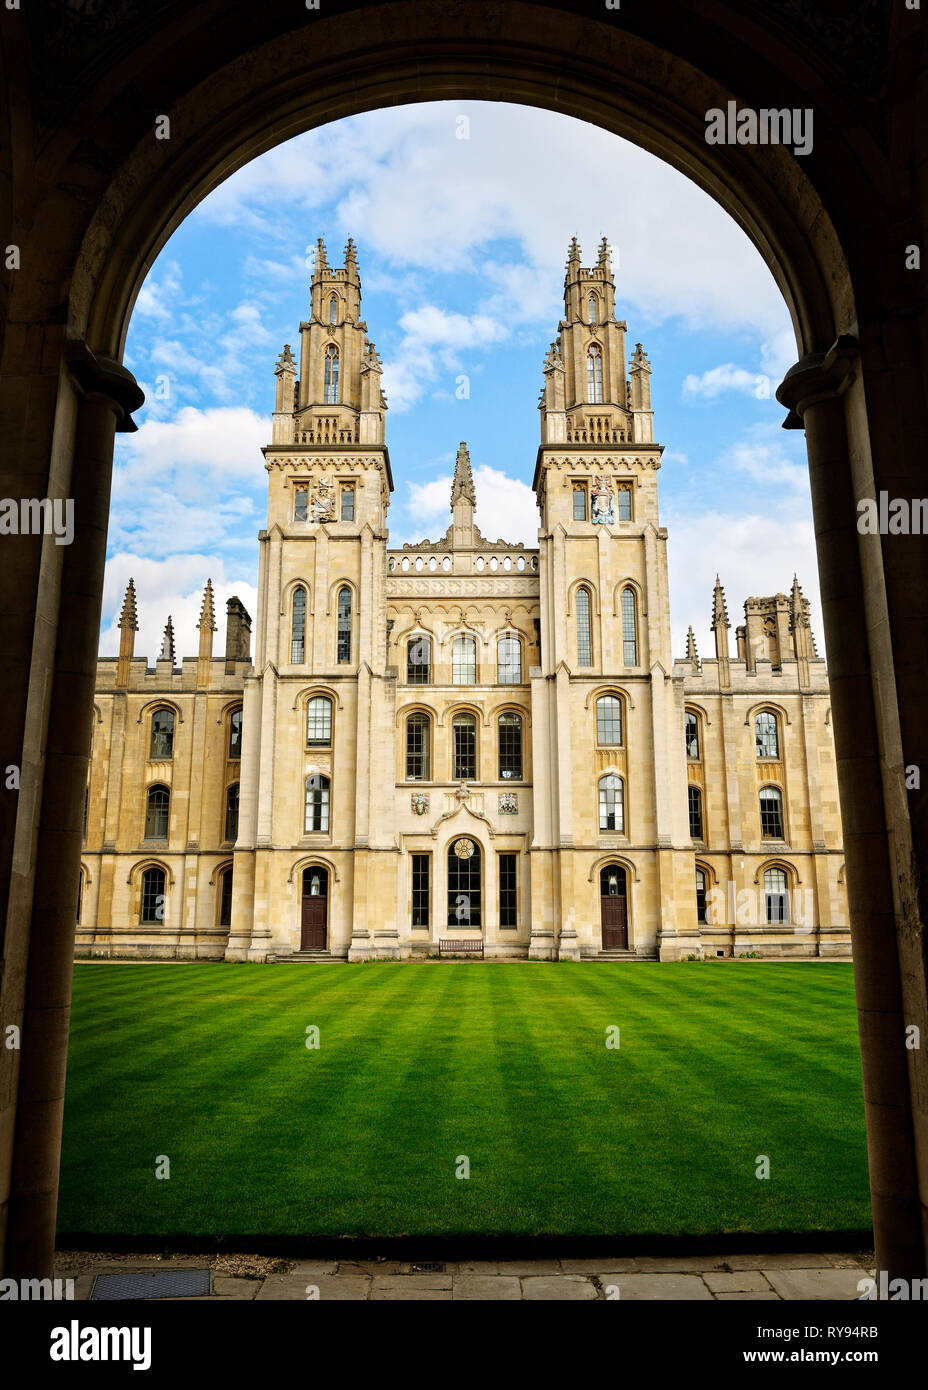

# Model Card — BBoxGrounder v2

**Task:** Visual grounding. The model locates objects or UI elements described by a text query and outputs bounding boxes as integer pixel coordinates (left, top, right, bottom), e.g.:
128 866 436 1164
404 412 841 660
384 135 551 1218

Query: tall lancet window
328 294 338 324
291 586 306 664
324 345 339 404
587 345 603 403
621 588 638 666
576 586 592 667
588 294 598 325
336 586 352 664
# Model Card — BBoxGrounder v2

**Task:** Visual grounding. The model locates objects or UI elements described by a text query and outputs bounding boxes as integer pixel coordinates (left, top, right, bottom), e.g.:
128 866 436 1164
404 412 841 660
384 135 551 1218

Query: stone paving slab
453 1276 522 1300
598 1273 714 1300
764 1268 868 1301
522 1275 598 1300
703 1270 773 1293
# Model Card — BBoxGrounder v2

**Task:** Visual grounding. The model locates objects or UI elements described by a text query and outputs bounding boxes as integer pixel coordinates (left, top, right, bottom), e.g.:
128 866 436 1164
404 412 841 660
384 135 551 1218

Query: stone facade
77 238 849 962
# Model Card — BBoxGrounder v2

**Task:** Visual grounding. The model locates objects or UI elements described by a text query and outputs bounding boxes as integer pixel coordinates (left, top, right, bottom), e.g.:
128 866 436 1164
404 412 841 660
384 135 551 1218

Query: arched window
328 294 338 324
576 587 592 666
144 785 169 841
82 784 89 841
291 586 306 663
588 293 598 325
764 867 790 923
447 838 481 927
228 708 243 759
755 711 779 758
598 774 624 832
688 784 703 839
406 713 430 781
452 635 476 685
452 713 477 780
695 868 707 923
305 774 331 833
219 867 233 927
77 869 83 924
497 635 521 684
760 787 784 839
324 344 339 403
225 783 240 842
621 588 638 666
336 586 352 664
407 635 431 685
306 695 333 746
498 713 522 780
140 866 166 924
150 708 174 759
587 345 603 403
596 695 622 746
617 486 632 521
685 711 699 759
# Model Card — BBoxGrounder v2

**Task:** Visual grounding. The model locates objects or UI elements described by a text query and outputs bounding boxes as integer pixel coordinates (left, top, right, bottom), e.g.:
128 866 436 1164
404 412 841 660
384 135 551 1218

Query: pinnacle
198 578 217 632
118 577 138 631
451 441 476 507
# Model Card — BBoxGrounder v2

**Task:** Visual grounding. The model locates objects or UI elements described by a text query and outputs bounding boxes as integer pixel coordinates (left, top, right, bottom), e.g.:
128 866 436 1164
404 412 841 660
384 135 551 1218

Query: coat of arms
411 792 429 816
309 476 336 523
498 793 518 814
591 476 616 525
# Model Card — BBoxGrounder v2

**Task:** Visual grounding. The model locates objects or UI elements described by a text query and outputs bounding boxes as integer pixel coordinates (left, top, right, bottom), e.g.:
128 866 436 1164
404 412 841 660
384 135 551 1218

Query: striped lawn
57 961 870 1239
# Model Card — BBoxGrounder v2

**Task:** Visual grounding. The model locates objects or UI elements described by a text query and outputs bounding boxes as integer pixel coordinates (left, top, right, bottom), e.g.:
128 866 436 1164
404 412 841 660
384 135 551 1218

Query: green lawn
57 962 870 1240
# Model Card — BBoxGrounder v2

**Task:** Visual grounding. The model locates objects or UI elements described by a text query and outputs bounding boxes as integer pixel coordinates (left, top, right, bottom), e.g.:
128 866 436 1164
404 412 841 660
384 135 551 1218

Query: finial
567 235 581 265
451 441 476 507
598 236 611 268
159 616 175 665
314 237 329 274
118 578 138 632
345 236 357 263
685 625 699 663
711 575 730 630
198 578 216 632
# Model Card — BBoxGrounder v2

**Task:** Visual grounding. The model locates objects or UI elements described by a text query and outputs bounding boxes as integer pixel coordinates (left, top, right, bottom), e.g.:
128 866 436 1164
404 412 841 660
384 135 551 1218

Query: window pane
598 774 624 832
407 636 431 685
305 775 330 833
688 785 703 839
685 713 699 759
452 636 476 684
760 787 784 838
621 589 637 665
337 587 351 664
306 696 332 745
587 347 603 403
141 867 165 923
341 487 355 521
225 783 239 842
229 709 243 759
329 295 338 324
596 696 622 745
497 636 521 684
453 716 477 780
617 487 632 521
291 588 306 663
447 840 481 926
755 712 779 758
498 713 522 780
325 346 339 403
294 488 308 522
576 588 592 666
150 710 174 759
219 869 233 927
145 786 169 840
764 867 790 922
573 487 587 520
406 714 430 780
588 295 597 325
411 854 430 928
499 853 517 927
695 869 707 923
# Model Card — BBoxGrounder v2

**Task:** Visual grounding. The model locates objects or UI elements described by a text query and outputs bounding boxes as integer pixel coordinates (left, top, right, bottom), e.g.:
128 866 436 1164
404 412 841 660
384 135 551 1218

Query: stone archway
1 1 925 1281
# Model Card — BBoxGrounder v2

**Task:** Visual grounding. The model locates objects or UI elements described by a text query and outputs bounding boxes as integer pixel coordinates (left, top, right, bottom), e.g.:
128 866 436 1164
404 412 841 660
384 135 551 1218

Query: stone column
4 347 142 1278
778 338 925 1277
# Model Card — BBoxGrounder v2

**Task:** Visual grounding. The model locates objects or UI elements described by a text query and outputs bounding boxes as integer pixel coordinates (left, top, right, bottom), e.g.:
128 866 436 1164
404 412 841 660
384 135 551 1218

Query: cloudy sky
105 101 823 662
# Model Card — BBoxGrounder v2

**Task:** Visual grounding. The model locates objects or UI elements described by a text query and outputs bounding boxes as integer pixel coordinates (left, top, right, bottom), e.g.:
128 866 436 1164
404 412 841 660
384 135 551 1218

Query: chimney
225 596 252 672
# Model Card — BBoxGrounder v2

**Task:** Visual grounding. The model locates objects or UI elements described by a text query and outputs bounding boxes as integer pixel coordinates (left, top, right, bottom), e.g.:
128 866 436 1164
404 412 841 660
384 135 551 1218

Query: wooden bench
438 938 484 958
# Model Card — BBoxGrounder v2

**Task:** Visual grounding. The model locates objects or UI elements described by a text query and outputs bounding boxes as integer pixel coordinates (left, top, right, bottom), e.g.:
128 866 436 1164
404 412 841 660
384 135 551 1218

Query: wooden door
600 866 628 949
301 866 328 950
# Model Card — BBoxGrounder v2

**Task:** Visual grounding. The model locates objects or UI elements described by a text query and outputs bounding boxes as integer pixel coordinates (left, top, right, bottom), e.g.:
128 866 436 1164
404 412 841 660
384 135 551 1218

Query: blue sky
104 101 823 662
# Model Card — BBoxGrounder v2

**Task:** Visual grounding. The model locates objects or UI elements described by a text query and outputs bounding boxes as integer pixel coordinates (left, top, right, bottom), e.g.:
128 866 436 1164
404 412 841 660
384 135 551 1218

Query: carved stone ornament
411 792 430 816
454 837 475 859
591 475 616 525
309 476 336 522
498 793 518 815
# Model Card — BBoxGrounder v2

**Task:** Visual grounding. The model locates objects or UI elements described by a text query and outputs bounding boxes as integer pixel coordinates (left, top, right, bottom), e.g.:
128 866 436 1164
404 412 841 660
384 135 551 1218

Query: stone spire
566 235 581 269
450 441 477 549
685 624 699 665
711 576 731 689
597 235 611 269
790 574 815 682
159 616 175 666
197 578 216 686
117 578 138 688
313 236 329 275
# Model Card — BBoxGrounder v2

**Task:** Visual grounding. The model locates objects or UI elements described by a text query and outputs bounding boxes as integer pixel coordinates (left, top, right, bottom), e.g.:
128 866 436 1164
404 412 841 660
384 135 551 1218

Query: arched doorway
600 865 628 950
447 838 482 930
301 866 328 950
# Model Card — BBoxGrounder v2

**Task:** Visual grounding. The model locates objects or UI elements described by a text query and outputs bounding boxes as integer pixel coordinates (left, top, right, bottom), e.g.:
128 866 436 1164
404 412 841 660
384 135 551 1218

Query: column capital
776 335 859 429
65 341 144 432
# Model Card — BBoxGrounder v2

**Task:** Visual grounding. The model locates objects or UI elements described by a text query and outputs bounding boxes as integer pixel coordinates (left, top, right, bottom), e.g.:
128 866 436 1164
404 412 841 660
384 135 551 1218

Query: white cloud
400 464 539 548
383 307 509 411
100 554 258 666
682 364 772 400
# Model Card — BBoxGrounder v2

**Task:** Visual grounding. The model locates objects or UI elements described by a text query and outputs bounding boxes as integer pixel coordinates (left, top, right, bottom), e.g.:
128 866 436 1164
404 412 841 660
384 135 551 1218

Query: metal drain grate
410 1262 445 1274
89 1269 212 1301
